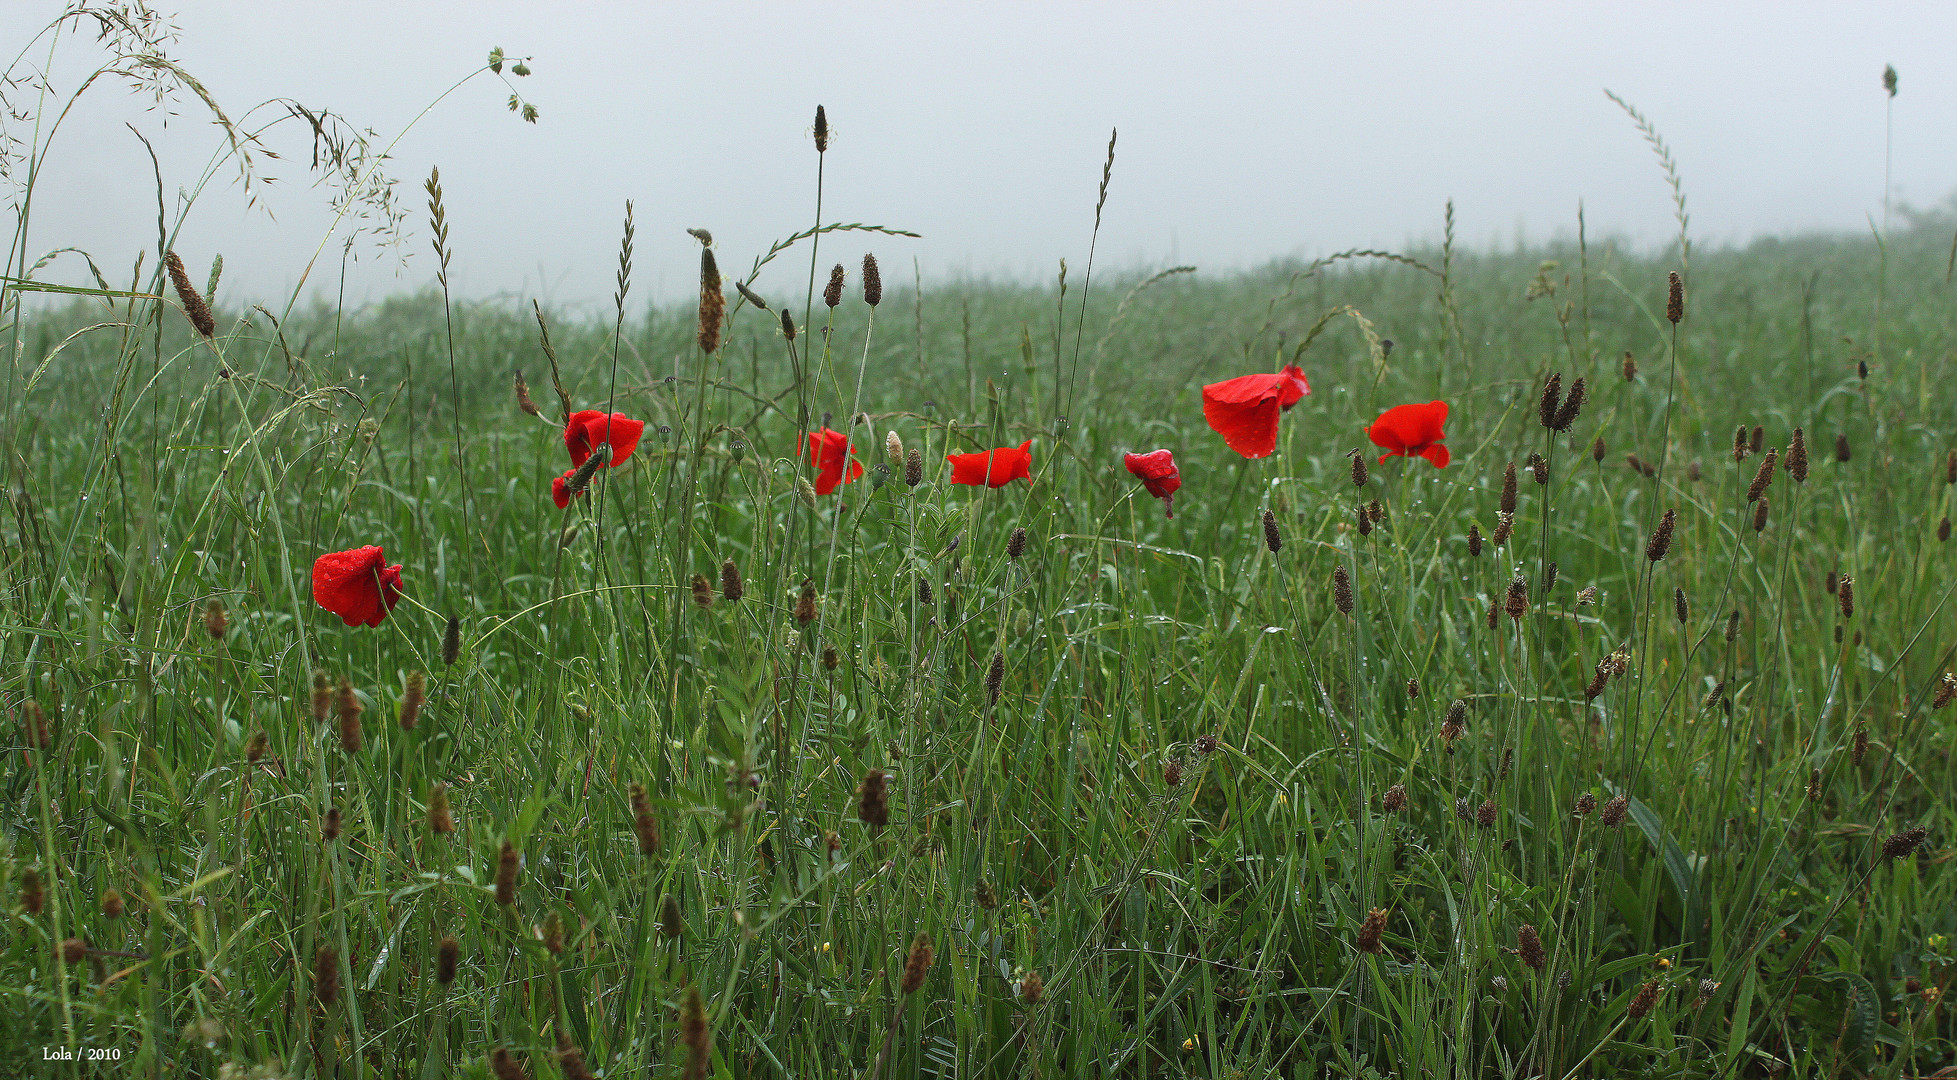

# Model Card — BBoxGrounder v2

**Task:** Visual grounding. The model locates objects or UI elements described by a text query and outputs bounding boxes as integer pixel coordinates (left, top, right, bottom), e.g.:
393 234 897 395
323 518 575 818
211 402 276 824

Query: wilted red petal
803 428 863 495
1366 401 1450 468
1123 449 1182 517
564 410 646 469
947 440 1033 487
312 545 405 628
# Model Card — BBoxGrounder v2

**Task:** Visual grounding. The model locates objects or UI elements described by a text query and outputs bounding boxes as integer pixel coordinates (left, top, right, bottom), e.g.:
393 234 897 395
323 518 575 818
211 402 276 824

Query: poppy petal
947 440 1033 487
1203 375 1285 459
1421 442 1451 469
312 546 405 628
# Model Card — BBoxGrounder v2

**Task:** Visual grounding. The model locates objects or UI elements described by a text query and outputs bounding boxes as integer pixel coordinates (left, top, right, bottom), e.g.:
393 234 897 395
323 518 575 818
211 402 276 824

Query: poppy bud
1622 351 1638 380
858 769 889 834
1263 509 1283 553
660 893 683 938
780 308 797 342
334 676 364 753
442 616 462 667
1666 271 1683 324
436 934 460 984
823 264 845 308
1552 377 1586 431
1350 452 1369 488
813 104 829 151
1537 372 1563 430
1645 508 1676 562
629 782 661 855
904 447 924 487
1382 783 1407 812
1356 907 1388 954
1007 526 1028 560
314 944 340 1006
690 573 713 609
398 671 426 730
166 250 216 338
861 253 882 307
421 783 453 835
495 839 520 905
1600 794 1629 827
1332 564 1354 616
1591 435 1606 462
720 559 744 602
1787 428 1809 482
1500 462 1518 514
985 650 1005 705
697 248 724 354
1628 978 1662 1018
1837 577 1854 619
1517 924 1546 970
1882 826 1928 860
901 932 934 993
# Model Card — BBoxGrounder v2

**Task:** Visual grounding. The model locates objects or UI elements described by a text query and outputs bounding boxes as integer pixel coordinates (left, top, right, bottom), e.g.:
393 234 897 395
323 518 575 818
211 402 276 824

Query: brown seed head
1835 433 1851 463
56 936 85 964
660 893 684 938
1731 425 1750 463
542 909 566 956
1750 425 1765 455
720 559 744 602
1517 924 1546 970
901 931 935 993
1538 372 1563 430
1575 792 1597 816
99 888 125 920
335 676 364 753
1552 377 1587 431
1935 673 1957 711
436 934 460 984
904 447 924 487
1687 460 1703 482
823 264 845 308
1752 498 1770 533
1584 661 1610 700
489 1048 530 1080
18 701 50 751
1505 575 1529 620
1746 449 1777 504
1163 758 1184 787
1628 977 1662 1018
691 573 713 610
396 671 427 731
858 769 889 834
1787 428 1809 483
556 1032 596 1080
1333 564 1354 616
1665 271 1683 324
20 869 46 916
442 616 462 667
202 598 228 640
780 308 797 342
1382 783 1407 812
1645 508 1677 562
679 985 711 1080
310 670 332 723
1348 451 1369 488
1882 826 1928 860
515 368 541 416
795 580 818 626
1019 969 1044 1004
985 650 1006 705
813 104 829 151
322 806 342 842
1467 523 1483 557
1356 907 1389 955
1406 677 1420 699
1492 511 1515 548
314 944 339 1005
1477 798 1498 828
1194 733 1220 754
1500 461 1518 513
1601 794 1629 827
1591 435 1606 462
495 839 520 905
1622 350 1638 380
916 575 934 607
1262 509 1283 552
1946 448 1956 485
1527 451 1549 487
1008 526 1028 560
1837 577 1854 619
1851 726 1869 766
696 248 724 353
1673 586 1688 625
1939 516 1951 543
822 645 840 671
1356 504 1373 536
861 253 883 306
629 782 661 856
166 250 216 337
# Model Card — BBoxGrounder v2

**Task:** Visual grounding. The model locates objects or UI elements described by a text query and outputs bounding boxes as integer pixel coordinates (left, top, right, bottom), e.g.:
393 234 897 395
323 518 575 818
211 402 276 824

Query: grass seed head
335 676 364 753
1575 792 1597 816
1584 661 1610 700
1747 449 1777 503
680 985 711 1080
1356 907 1388 954
1552 377 1586 431
1837 577 1854 619
1725 610 1741 641
630 782 661 855
1787 428 1809 482
1750 425 1765 455
780 307 797 341
1937 673 1957 711
1333 564 1354 615
1467 523 1483 557
1356 504 1373 536
1753 498 1770 532
1946 448 1955 485
1350 451 1368 488
1622 350 1638 380
795 580 818 626
916 575 934 606
985 650 1005 705
976 880 999 909
442 616 462 667
1008 526 1028 559
310 670 332 723
1852 726 1869 766
1687 460 1703 481
904 447 924 487
1732 425 1750 463
1673 586 1688 625
1019 969 1044 1003
661 893 684 938
721 558 744 602
495 839 520 905
1591 435 1606 462
1163 758 1183 787
203 598 228 639
322 807 341 842
822 645 840 671
823 264 845 308
1805 768 1823 802
489 1048 530 1080
1382 783 1407 812
1505 576 1529 620
813 104 829 151
1601 794 1629 827
1835 433 1851 463
428 783 455 835
733 278 768 311
1939 515 1951 542
1500 461 1518 513
1262 509 1283 552
1537 372 1562 430
1527 451 1549 486
901 932 935 993
1492 511 1514 548
1441 699 1467 743
101 889 124 919
1406 677 1420 699
861 253 882 306
1666 271 1683 324
1517 924 1546 970
697 249 724 354
20 868 45 915
399 672 426 730
166 250 216 337
515 368 540 416
555 1033 595 1080
884 429 904 470
1883 826 1928 860
1628 977 1662 1018
436 935 459 984
858 769 889 834
690 573 713 609
1477 798 1498 828
314 945 339 1006
542 909 566 956
1645 508 1677 562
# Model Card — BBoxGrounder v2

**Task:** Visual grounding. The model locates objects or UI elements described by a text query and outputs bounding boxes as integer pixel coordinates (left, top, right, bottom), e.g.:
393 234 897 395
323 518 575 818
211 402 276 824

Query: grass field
6 17 1957 1080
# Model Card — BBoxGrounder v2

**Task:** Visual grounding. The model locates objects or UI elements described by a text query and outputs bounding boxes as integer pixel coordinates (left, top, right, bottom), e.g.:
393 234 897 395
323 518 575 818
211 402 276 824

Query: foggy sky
7 1 1955 309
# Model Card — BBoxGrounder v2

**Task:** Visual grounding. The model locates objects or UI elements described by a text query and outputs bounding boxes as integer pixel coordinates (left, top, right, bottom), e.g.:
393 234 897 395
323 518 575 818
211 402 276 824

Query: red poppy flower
564 410 646 469
312 545 404 628
803 427 864 495
1365 400 1451 468
1201 364 1311 458
1123 449 1182 517
947 440 1034 488
551 469 587 509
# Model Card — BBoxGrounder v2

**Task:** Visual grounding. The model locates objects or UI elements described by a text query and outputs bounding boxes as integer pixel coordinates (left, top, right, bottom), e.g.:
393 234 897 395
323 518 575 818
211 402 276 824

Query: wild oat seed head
1333 564 1354 616
823 264 845 308
861 253 882 306
1356 907 1389 954
1645 508 1677 562
1882 826 1928 860
495 839 520 905
1517 924 1546 970
901 932 935 993
1666 271 1683 323
1601 794 1629 827
1538 372 1563 430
